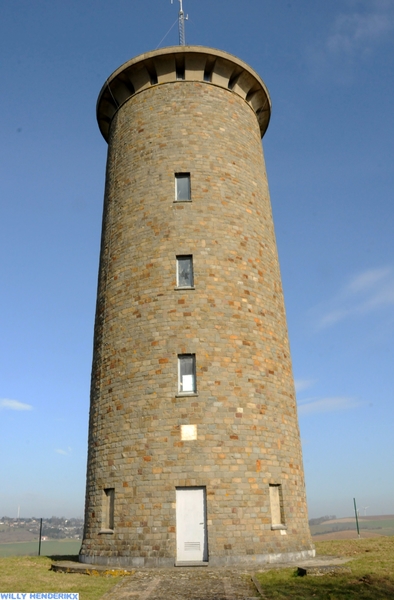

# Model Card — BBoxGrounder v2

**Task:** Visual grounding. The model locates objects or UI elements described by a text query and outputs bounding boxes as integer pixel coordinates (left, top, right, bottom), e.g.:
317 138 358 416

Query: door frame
175 486 209 565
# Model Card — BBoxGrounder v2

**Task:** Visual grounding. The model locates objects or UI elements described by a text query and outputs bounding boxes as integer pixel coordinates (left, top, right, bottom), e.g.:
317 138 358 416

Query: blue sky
1 0 393 520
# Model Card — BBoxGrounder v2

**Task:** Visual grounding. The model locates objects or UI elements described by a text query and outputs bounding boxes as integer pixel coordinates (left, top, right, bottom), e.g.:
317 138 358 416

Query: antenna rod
172 0 188 46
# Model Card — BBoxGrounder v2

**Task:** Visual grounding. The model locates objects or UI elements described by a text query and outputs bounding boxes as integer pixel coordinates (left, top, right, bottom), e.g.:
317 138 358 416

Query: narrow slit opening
203 57 216 82
228 67 242 90
125 80 135 95
246 86 259 102
176 56 185 80
145 62 158 85
176 66 185 80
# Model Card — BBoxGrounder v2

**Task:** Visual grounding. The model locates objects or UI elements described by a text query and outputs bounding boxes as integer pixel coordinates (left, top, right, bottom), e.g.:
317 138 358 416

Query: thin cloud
298 396 361 415
327 8 394 56
0 399 33 411
295 379 316 394
345 267 390 294
305 1 394 82
55 447 72 456
315 266 394 330
319 308 349 329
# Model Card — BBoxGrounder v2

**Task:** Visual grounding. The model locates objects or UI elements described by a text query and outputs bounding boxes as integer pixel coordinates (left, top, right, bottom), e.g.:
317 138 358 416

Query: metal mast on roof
171 0 188 45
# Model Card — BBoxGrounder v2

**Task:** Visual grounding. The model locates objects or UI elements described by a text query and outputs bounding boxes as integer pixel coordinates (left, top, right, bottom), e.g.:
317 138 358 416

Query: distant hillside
0 527 37 543
310 515 394 540
0 517 83 543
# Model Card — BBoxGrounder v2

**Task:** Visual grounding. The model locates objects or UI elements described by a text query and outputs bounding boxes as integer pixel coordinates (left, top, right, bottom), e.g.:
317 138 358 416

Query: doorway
176 487 208 563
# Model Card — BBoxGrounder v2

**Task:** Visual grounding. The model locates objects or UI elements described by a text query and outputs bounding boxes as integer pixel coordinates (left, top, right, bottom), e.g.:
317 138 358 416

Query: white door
176 487 206 562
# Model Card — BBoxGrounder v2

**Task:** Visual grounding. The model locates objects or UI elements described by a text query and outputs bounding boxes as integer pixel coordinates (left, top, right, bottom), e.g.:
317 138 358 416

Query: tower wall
80 47 314 567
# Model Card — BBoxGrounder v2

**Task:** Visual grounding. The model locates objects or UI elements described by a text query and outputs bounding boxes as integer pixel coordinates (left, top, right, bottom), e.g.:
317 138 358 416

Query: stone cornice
97 45 271 141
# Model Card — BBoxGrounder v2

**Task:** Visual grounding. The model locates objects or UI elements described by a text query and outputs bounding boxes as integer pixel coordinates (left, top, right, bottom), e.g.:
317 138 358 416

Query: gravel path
100 567 260 600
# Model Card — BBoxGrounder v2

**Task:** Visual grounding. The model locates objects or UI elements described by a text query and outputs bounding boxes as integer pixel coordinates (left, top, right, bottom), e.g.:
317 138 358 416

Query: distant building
80 45 314 567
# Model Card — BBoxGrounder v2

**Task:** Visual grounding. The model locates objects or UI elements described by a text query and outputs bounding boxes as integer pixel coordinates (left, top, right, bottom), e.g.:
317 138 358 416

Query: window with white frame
176 255 194 288
175 173 191 201
178 354 196 393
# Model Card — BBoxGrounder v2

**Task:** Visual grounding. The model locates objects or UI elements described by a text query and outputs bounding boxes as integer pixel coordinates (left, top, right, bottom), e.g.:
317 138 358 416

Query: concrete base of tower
79 548 315 569
207 548 316 567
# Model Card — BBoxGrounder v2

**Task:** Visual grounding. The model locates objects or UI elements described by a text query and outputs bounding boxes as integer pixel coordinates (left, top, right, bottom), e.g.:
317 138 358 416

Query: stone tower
80 46 314 567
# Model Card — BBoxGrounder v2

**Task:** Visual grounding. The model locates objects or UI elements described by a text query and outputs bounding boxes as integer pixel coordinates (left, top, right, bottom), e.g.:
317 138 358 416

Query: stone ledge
174 561 209 567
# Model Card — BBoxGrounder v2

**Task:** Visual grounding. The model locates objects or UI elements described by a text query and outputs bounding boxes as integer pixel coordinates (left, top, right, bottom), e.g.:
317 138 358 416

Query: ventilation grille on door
184 541 201 551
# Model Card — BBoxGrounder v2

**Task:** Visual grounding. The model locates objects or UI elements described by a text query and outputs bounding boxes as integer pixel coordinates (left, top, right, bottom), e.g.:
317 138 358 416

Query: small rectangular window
178 354 196 393
175 173 191 201
177 255 194 288
103 488 115 531
269 484 285 528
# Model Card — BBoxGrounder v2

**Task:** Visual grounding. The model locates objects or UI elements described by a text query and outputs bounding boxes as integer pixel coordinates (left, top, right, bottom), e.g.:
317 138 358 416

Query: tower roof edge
97 46 271 142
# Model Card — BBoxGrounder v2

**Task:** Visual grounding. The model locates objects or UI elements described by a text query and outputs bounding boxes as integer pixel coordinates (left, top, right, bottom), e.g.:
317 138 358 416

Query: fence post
353 498 360 538
38 518 43 555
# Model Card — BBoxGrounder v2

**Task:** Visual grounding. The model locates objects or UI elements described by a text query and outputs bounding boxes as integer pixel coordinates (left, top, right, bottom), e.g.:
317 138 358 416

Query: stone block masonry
80 46 314 567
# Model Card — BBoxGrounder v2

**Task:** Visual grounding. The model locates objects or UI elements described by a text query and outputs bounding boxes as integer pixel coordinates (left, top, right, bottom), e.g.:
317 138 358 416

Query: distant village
0 516 83 542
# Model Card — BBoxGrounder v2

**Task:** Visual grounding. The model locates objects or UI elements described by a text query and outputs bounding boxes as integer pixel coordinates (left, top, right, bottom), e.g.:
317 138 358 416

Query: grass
1 537 393 599
0 555 123 600
254 537 394 599
0 539 81 557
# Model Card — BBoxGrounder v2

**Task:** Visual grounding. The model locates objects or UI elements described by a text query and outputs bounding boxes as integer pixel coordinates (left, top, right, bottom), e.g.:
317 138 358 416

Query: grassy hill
310 515 394 540
0 538 81 557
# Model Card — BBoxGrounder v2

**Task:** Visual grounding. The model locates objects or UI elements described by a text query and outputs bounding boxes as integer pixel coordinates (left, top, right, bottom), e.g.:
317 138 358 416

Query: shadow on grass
49 554 79 562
